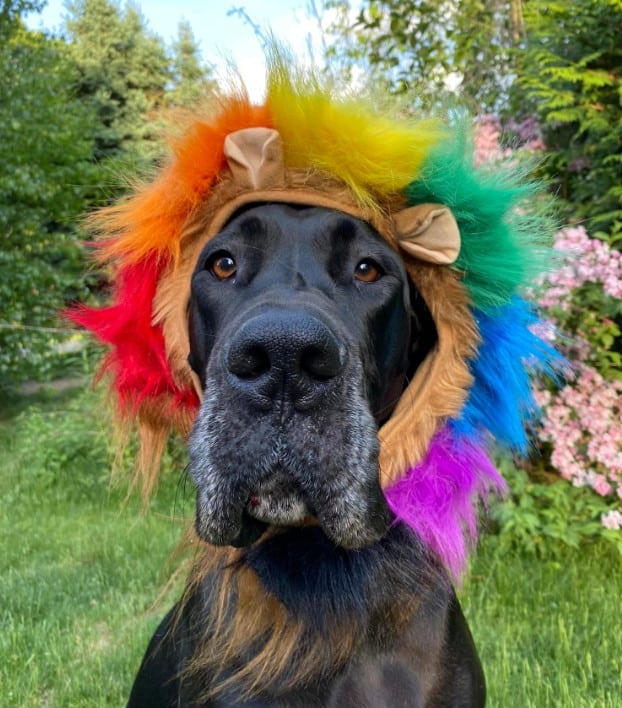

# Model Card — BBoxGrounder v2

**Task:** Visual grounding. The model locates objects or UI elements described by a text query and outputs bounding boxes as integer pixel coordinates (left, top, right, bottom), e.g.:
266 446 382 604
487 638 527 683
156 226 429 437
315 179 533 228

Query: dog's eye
208 251 237 280
354 259 383 283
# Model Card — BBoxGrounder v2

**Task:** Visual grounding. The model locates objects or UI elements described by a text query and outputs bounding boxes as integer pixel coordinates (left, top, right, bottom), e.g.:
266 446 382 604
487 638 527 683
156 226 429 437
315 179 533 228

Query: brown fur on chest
178 526 445 701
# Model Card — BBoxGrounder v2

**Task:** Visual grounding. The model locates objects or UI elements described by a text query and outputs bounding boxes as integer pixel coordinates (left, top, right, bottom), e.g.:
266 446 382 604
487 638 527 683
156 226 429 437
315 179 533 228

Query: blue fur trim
452 297 564 453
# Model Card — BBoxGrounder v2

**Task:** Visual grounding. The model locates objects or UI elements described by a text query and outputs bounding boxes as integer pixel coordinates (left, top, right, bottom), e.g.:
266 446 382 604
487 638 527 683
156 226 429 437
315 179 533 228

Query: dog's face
187 204 434 550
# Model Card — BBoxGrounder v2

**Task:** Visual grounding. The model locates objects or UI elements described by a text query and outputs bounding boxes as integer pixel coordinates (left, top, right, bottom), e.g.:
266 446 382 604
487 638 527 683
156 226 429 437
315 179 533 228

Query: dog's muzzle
189 305 390 550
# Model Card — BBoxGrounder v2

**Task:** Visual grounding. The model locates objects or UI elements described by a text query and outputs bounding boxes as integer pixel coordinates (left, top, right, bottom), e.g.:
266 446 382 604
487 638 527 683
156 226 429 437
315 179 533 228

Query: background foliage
319 0 523 111
0 24 100 382
519 0 622 236
0 0 215 386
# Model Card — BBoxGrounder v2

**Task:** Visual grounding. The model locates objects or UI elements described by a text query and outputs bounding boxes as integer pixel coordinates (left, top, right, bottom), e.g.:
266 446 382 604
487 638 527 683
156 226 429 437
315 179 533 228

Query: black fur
128 205 485 707
240 525 440 633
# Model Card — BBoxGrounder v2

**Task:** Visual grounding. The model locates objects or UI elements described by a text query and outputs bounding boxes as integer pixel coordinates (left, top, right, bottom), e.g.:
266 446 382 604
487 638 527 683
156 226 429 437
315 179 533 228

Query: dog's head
71 61 559 575
187 203 435 549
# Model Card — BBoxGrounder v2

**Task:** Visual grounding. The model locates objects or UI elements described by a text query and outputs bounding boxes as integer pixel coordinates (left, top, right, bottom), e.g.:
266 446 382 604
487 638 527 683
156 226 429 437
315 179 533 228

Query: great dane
127 203 485 707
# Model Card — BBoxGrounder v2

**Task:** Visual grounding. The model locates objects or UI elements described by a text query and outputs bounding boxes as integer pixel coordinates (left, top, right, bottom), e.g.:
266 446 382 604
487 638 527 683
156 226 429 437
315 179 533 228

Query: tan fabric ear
393 203 460 265
223 127 286 190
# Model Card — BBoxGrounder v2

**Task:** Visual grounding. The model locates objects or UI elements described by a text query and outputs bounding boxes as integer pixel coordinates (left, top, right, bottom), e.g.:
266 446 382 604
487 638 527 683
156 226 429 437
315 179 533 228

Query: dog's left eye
354 259 383 283
208 251 237 280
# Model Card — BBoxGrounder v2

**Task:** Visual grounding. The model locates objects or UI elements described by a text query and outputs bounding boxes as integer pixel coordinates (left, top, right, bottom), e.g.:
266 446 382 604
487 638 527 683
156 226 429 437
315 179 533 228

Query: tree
0 0 44 38
0 24 101 383
0 2 221 387
316 0 523 112
167 20 216 108
64 0 171 164
518 0 622 236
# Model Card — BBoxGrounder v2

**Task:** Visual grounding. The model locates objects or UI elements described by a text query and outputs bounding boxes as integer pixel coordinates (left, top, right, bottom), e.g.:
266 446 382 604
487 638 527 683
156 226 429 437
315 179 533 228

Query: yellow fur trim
266 57 443 209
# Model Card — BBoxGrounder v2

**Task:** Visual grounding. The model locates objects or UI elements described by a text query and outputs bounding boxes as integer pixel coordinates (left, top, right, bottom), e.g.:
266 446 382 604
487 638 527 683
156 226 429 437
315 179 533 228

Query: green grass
1 387 621 706
0 386 192 706
463 539 622 707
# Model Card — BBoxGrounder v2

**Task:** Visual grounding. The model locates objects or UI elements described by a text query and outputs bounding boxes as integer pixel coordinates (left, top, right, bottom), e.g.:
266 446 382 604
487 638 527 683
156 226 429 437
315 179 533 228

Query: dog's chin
192 461 391 550
194 495 389 551
246 492 309 526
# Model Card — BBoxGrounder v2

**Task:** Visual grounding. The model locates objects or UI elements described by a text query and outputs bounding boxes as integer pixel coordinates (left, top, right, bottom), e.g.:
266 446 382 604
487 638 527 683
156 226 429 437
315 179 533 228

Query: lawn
1 387 621 706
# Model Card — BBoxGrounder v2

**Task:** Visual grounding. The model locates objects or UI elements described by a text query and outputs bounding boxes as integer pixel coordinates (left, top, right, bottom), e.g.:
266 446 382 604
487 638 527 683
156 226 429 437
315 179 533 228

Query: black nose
225 309 346 411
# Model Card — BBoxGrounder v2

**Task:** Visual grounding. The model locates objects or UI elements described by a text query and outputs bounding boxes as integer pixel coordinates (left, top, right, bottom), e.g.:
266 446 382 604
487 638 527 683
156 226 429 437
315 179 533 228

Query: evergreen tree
167 19 216 108
0 21 100 383
64 0 171 164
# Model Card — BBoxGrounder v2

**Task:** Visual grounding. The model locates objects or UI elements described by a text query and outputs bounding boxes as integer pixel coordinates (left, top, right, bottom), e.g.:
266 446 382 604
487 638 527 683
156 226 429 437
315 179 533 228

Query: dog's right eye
208 251 237 280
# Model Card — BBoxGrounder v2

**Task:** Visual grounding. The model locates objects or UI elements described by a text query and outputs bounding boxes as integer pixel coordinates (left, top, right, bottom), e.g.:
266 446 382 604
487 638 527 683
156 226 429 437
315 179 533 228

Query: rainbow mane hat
72 57 560 577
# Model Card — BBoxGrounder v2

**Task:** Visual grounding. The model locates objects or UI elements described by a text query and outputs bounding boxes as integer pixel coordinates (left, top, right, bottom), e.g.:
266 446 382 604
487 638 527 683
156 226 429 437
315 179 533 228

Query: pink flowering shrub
475 115 622 545
535 369 622 497
473 114 545 167
533 225 622 530
538 226 622 306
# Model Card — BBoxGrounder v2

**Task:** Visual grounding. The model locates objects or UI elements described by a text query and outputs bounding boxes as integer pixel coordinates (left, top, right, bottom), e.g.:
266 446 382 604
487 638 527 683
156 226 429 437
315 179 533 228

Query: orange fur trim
92 100 273 267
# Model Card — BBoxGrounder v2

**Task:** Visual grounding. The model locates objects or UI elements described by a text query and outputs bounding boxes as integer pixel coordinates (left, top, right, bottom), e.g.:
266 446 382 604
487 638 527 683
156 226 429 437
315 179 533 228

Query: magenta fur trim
384 428 506 578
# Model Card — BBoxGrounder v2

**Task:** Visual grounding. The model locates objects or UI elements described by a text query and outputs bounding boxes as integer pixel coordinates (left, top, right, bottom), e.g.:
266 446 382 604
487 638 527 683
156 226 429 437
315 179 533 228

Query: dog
70 59 558 708
127 203 485 707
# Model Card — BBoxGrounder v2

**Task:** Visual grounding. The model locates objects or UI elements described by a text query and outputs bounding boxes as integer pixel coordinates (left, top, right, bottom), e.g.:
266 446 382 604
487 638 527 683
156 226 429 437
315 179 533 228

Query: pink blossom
601 510 622 530
536 359 622 506
473 115 512 167
592 475 613 497
533 225 622 307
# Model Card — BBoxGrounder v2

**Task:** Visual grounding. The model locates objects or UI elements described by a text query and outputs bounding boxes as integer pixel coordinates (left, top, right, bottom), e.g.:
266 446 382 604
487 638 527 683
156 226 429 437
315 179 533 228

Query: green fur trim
405 127 554 311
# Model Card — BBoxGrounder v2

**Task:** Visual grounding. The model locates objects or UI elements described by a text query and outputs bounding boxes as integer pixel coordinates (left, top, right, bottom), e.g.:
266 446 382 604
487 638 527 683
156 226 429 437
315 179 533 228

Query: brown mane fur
177 541 367 699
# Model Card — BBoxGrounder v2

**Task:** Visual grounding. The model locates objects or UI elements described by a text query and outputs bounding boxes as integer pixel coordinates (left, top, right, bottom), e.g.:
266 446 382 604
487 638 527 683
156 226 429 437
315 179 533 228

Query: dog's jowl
72 58 561 708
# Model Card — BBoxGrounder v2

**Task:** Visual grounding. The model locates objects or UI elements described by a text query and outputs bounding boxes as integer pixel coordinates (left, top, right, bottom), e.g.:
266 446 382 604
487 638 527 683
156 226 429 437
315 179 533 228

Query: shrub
473 115 622 550
532 225 622 530
489 459 622 557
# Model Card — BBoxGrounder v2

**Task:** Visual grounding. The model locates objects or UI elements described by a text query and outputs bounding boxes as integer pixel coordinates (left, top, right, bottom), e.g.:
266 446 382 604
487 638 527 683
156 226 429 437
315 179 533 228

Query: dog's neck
181 525 447 699
239 525 443 632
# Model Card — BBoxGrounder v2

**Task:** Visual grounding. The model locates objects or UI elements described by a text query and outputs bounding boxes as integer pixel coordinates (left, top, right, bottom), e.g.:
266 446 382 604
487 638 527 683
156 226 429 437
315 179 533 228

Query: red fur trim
67 257 199 415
